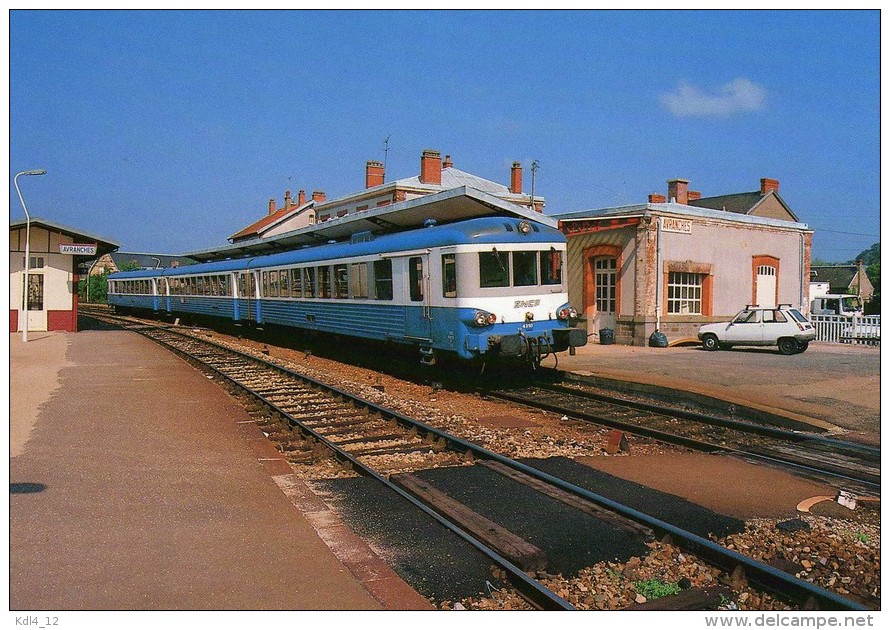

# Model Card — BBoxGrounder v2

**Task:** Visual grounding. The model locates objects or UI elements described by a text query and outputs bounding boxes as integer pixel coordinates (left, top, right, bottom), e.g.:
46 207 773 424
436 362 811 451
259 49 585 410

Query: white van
810 295 862 318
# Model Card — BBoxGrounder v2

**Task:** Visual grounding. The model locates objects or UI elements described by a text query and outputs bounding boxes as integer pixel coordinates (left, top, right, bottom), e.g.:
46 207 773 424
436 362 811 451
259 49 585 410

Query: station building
554 178 813 346
10 218 119 333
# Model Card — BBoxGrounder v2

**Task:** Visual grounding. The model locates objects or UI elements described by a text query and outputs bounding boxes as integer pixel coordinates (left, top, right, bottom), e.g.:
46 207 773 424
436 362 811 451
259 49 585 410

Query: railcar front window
541 250 562 285
373 260 393 300
442 254 457 298
512 251 537 287
479 251 509 288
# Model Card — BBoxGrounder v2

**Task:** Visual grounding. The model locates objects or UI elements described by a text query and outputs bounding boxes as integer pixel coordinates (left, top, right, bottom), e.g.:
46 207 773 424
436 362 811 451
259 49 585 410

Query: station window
512 251 538 287
442 254 456 298
667 272 704 315
373 260 393 300
27 274 44 310
479 251 509 288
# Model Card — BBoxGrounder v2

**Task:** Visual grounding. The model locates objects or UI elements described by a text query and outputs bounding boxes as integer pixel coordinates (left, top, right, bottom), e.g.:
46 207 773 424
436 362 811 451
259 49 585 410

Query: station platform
9 330 431 611
553 340 881 444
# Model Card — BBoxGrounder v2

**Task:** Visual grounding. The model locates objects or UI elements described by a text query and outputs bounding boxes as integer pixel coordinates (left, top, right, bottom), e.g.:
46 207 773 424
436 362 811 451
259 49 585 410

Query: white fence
810 314 881 345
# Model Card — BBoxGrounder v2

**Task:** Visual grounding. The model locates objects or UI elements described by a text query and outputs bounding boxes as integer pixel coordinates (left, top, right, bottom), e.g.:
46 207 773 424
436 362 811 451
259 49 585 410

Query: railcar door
404 255 432 341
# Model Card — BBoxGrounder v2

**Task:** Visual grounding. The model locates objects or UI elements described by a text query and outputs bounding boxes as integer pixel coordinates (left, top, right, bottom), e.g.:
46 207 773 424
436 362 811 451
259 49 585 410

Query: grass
633 579 682 600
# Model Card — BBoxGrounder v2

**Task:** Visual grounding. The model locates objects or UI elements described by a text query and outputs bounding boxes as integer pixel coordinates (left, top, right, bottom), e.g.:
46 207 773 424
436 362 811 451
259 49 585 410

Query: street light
14 169 47 343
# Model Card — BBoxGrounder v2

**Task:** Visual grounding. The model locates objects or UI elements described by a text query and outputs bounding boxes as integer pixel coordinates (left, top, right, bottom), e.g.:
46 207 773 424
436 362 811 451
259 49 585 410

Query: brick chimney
443 155 453 169
268 198 276 215
312 191 326 202
284 190 293 208
510 162 523 194
688 190 702 201
760 178 780 195
365 160 385 188
419 149 442 185
298 190 306 205
667 178 689 205
648 193 666 204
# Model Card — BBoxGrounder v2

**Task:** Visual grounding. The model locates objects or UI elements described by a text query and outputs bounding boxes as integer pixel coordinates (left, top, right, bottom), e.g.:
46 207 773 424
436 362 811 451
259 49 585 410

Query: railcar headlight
556 304 579 321
518 220 532 235
473 310 497 327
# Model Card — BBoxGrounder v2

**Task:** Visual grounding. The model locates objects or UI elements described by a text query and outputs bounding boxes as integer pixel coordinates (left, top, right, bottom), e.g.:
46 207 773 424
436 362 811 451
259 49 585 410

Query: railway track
485 382 881 497
82 309 873 611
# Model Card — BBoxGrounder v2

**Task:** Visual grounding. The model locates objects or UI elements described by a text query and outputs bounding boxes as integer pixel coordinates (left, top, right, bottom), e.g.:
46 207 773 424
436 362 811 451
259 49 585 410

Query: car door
726 309 763 343
762 309 788 344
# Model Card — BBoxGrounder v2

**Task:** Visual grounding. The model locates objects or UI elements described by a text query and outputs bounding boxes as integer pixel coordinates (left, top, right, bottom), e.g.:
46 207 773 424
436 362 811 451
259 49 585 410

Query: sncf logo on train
514 299 541 308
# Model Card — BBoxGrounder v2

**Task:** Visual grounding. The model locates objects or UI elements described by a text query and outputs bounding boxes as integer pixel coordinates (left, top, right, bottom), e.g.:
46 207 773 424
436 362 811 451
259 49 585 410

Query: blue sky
9 10 880 262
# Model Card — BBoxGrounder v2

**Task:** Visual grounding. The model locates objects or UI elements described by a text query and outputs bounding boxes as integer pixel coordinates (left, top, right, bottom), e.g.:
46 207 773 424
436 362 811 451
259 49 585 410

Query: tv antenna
383 135 392 178
530 159 540 210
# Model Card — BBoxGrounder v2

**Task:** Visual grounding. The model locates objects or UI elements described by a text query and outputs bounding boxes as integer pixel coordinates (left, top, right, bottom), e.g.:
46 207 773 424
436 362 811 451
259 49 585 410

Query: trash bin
599 328 615 345
648 331 668 347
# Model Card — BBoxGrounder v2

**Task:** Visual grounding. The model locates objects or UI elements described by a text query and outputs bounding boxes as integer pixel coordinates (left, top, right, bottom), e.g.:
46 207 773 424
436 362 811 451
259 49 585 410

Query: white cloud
660 78 768 117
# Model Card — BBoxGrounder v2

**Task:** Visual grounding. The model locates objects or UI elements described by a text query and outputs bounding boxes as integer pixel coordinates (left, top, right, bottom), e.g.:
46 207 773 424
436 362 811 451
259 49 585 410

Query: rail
810 314 880 345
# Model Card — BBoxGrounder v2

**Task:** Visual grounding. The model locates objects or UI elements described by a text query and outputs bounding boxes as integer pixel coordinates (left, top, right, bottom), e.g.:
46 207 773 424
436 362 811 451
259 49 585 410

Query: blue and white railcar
108 217 586 364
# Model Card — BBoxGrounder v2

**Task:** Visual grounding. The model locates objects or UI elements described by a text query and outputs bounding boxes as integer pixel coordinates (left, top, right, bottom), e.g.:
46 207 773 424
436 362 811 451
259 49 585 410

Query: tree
854 243 880 315
78 261 140 304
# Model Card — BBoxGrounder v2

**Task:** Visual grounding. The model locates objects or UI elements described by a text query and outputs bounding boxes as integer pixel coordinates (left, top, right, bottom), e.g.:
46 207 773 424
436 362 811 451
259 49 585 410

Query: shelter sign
60 243 98 255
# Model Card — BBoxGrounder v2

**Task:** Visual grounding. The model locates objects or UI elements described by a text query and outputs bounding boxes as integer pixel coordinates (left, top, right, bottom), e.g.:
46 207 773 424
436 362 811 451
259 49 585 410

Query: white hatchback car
698 304 816 354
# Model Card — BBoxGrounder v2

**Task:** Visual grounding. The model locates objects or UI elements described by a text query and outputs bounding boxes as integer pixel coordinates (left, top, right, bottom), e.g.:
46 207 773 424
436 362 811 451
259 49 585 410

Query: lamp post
14 169 47 342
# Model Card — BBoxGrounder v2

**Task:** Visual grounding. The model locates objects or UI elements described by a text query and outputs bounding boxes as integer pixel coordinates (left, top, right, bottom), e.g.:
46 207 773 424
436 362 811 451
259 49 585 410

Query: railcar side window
541 250 562 285
409 257 424 302
350 262 368 299
280 270 290 297
303 268 315 298
269 271 280 297
291 269 302 298
373 260 393 300
261 272 269 298
512 251 538 287
221 275 230 297
442 254 457 298
334 264 349 298
317 266 331 298
238 273 247 298
479 251 509 288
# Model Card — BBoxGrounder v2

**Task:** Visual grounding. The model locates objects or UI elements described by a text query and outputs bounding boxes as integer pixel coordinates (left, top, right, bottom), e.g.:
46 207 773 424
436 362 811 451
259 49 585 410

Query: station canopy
185 186 556 263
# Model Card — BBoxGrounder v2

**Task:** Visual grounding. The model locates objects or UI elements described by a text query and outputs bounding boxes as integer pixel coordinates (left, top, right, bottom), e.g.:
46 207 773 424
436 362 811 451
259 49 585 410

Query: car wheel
702 334 720 351
795 340 809 354
778 338 798 355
